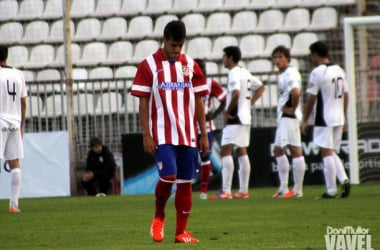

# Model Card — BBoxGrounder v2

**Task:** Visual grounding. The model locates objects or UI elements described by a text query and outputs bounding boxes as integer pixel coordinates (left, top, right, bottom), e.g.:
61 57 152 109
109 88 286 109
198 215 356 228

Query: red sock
200 163 211 193
154 178 174 219
175 182 192 235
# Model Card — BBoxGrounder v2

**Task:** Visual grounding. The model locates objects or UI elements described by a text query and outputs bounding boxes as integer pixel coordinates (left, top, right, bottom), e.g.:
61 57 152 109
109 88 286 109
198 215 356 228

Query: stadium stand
70 0 96 18
95 92 124 115
23 70 36 82
248 0 276 10
52 43 81 68
169 0 199 14
45 94 67 117
27 95 44 118
22 20 50 44
73 18 102 42
247 59 275 82
43 0 63 20
204 12 231 35
197 0 224 13
152 15 179 38
74 93 96 116
47 20 75 43
104 41 133 66
36 69 61 82
210 36 238 59
0 0 361 166
119 0 147 15
308 7 338 31
0 0 18 22
221 0 251 11
0 22 23 45
280 8 310 32
75 42 107 67
228 11 257 35
130 39 160 64
143 0 173 15
17 0 44 21
255 9 284 33
275 0 303 9
290 32 320 56
24 44 55 69
97 17 127 42
94 0 122 17
125 16 153 40
239 34 265 59
262 33 292 57
299 0 326 7
181 13 206 36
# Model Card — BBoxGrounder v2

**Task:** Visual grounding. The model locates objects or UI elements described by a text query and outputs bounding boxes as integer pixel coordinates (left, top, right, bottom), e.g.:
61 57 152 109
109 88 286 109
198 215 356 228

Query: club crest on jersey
182 66 190 77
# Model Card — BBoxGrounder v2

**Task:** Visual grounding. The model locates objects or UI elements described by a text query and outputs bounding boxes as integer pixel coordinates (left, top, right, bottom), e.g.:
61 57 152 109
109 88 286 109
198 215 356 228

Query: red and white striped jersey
202 78 226 132
132 48 208 147
0 66 27 127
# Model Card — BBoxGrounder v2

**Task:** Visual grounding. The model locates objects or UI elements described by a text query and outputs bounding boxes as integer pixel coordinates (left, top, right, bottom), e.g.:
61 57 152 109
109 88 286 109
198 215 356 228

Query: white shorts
274 118 302 148
221 124 251 147
0 119 24 160
313 126 343 151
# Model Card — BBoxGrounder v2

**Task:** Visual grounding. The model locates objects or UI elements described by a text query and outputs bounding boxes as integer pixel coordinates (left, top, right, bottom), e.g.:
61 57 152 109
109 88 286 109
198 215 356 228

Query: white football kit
307 63 348 150
0 66 27 160
274 66 303 148
221 66 263 147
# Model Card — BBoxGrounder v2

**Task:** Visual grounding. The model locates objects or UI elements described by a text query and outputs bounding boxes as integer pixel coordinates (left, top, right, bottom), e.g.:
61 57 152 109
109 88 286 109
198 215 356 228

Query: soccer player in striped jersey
131 21 209 243
194 58 227 200
271 46 306 198
210 46 265 199
301 41 351 199
0 45 27 213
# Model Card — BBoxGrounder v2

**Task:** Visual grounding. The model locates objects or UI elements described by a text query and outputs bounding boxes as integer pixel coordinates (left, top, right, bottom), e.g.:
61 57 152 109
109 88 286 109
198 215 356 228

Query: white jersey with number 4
226 66 263 125
306 63 348 127
0 66 27 126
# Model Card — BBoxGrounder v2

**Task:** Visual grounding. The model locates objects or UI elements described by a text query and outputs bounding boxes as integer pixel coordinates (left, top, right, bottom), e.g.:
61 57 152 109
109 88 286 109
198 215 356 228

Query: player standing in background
0 45 27 213
301 41 351 199
194 58 227 200
210 46 265 199
131 21 209 243
271 46 306 198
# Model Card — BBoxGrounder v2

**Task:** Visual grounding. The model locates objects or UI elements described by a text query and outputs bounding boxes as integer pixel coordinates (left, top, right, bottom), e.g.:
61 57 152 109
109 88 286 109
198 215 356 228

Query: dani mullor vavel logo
325 226 373 250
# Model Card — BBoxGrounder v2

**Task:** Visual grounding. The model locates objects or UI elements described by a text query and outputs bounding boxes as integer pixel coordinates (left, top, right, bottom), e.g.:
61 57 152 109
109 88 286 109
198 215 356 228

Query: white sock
276 155 289 193
10 168 21 208
323 156 337 195
222 156 234 194
292 156 306 194
238 155 251 193
333 152 348 184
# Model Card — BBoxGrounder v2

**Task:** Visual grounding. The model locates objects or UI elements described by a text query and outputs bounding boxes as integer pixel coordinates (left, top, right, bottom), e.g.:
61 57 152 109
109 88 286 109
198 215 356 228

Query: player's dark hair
272 45 291 61
163 20 186 41
223 46 241 63
309 41 329 57
89 136 102 147
0 45 8 61
194 58 206 75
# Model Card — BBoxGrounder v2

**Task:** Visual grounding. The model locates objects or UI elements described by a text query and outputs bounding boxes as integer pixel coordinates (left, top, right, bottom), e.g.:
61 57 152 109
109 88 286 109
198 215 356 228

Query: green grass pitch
0 184 378 250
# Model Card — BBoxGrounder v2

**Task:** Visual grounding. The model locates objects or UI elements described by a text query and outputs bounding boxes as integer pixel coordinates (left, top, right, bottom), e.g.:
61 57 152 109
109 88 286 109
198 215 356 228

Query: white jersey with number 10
307 63 348 127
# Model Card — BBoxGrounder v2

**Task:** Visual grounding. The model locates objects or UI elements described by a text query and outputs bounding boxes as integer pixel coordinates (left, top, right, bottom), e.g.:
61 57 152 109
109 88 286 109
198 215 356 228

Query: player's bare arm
224 89 239 123
206 99 226 121
139 96 157 155
301 94 316 135
283 87 301 115
195 95 209 156
250 85 265 106
20 97 26 137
